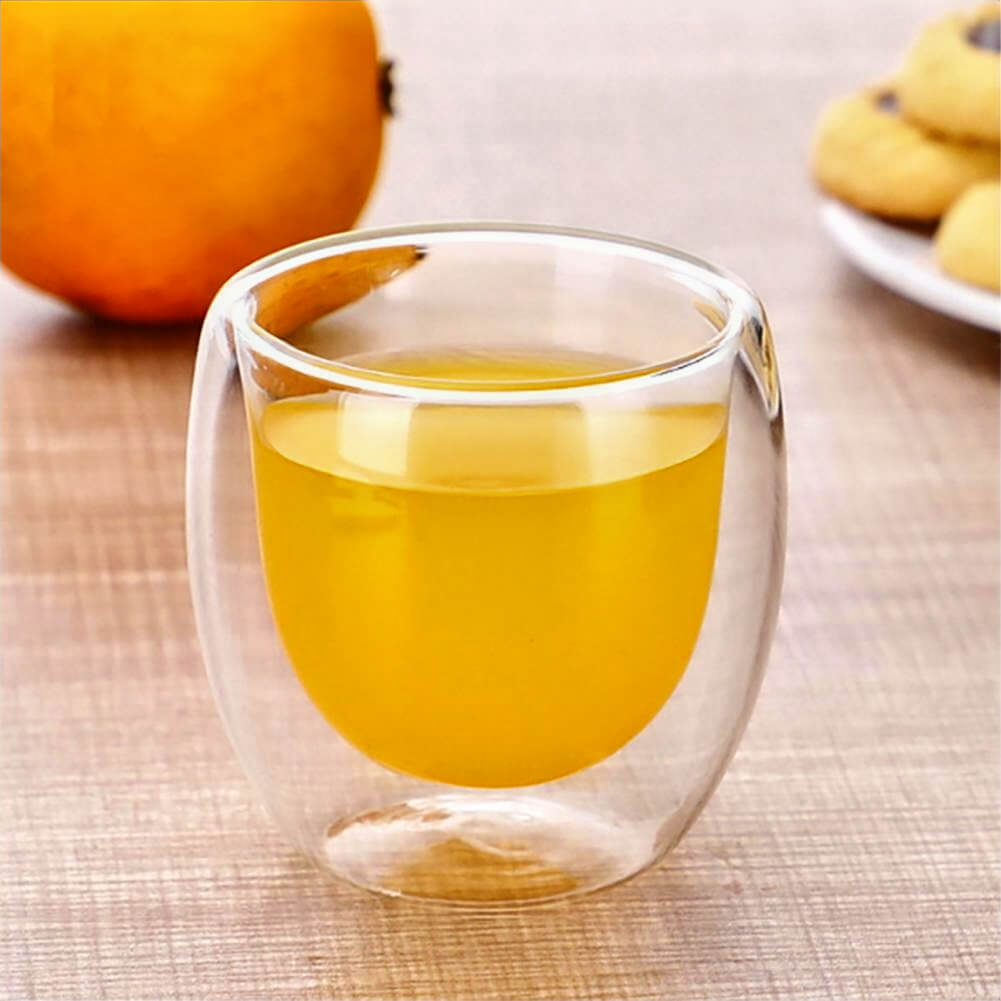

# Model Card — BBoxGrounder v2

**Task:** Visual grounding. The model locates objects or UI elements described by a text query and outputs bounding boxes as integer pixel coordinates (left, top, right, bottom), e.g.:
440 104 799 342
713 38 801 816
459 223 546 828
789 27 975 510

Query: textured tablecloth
2 2 998 998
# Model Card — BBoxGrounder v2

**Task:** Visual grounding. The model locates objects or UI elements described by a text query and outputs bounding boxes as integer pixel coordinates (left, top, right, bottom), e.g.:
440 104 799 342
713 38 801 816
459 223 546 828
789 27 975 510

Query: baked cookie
936 181 1000 291
898 4 1000 144
811 85 1000 220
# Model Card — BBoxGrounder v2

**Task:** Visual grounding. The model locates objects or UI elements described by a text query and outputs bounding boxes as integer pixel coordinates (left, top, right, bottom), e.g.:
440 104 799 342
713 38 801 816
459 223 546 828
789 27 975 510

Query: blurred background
368 2 966 285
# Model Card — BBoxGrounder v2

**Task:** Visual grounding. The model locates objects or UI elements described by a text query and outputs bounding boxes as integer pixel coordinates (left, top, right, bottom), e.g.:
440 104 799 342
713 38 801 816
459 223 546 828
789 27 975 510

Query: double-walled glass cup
187 224 785 908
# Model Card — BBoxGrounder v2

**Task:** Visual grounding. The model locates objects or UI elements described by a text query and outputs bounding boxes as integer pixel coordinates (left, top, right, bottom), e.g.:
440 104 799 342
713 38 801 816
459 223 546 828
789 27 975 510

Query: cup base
320 794 655 908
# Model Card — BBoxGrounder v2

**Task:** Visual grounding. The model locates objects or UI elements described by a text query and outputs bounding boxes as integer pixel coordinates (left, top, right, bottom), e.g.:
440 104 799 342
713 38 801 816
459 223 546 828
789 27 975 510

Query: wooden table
2 2 998 998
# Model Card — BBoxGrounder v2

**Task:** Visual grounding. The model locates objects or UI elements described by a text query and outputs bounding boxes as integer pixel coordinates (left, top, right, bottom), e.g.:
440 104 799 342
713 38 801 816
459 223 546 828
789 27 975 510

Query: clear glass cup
186 223 785 908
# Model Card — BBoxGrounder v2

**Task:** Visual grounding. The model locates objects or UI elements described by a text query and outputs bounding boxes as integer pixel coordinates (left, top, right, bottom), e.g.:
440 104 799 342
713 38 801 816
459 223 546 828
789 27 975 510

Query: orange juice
249 349 726 787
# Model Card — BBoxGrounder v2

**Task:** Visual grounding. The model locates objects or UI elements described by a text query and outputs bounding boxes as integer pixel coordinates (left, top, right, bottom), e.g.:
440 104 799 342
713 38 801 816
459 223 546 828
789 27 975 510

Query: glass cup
186 223 785 908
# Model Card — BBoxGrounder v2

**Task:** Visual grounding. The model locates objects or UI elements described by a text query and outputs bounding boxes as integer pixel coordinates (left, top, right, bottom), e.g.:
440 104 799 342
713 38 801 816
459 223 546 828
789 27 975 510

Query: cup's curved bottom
319 795 662 909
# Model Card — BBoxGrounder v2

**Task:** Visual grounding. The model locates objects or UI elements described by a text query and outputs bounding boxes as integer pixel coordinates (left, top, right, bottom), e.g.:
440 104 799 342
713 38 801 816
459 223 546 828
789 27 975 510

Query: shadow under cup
186 224 786 908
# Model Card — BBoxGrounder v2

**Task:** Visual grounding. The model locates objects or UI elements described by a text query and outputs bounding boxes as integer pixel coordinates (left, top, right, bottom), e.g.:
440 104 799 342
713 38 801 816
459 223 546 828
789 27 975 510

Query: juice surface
250 349 727 787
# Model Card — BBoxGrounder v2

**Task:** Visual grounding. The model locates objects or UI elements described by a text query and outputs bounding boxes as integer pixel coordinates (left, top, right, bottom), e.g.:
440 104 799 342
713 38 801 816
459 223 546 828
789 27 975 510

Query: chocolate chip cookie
898 4 1000 144
811 85 1000 219
936 180 1001 290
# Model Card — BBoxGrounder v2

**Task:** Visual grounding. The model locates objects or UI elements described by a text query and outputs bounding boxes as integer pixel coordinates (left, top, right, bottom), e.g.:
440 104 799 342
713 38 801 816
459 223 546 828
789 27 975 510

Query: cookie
936 181 1000 291
898 4 1000 144
810 85 1000 220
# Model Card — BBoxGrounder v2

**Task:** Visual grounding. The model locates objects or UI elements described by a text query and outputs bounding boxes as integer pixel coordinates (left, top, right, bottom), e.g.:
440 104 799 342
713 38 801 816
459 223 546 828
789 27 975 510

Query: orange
0 0 385 324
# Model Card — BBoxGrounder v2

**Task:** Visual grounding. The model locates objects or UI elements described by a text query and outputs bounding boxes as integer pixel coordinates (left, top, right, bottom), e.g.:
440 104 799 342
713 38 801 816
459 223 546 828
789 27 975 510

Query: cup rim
211 221 761 402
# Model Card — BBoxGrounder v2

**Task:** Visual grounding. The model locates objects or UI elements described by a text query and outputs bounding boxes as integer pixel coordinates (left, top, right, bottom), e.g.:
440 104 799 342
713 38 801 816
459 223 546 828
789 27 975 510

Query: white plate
819 198 1000 332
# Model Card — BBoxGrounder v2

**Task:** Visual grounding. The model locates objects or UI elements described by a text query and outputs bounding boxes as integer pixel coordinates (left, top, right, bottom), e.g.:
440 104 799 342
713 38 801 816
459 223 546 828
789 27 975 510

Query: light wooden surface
2 2 999 998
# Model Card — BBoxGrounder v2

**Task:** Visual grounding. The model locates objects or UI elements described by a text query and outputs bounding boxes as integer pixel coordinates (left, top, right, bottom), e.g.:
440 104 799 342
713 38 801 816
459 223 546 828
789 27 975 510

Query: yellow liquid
250 349 727 788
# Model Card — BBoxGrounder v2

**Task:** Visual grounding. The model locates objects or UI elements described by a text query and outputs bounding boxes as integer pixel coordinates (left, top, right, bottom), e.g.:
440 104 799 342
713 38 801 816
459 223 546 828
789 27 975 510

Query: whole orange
0 0 385 323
